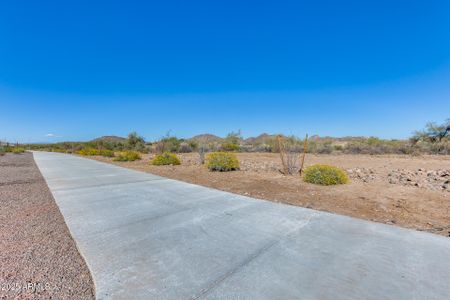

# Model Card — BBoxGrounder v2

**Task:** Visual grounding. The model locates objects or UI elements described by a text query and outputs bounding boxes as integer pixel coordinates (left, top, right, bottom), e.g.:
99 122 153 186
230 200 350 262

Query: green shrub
76 148 115 157
221 142 240 152
99 149 115 157
333 145 344 151
76 148 99 156
303 164 349 186
3 145 12 153
221 131 242 152
126 132 146 152
158 137 183 153
12 147 25 154
206 152 240 172
113 150 141 161
151 152 181 166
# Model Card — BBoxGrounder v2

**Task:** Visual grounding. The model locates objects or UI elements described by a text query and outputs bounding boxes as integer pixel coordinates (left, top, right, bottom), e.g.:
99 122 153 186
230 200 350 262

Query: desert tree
412 119 450 143
154 131 184 153
221 130 242 152
127 132 146 151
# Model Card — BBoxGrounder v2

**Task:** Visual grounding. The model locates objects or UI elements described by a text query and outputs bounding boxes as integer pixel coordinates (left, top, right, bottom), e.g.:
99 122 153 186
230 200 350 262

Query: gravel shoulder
0 153 95 299
90 152 450 237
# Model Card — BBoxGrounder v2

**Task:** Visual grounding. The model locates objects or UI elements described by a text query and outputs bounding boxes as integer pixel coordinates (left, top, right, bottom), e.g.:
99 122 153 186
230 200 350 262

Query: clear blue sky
1 0 449 143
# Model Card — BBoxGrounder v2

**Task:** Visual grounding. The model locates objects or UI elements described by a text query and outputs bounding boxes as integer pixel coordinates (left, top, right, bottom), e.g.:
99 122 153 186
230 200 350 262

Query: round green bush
206 152 240 172
151 152 181 166
99 149 115 157
12 147 25 154
303 164 349 186
113 150 141 162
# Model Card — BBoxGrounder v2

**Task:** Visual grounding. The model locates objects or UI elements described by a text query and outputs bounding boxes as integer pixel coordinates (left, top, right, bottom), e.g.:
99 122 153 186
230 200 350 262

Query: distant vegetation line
2 119 449 156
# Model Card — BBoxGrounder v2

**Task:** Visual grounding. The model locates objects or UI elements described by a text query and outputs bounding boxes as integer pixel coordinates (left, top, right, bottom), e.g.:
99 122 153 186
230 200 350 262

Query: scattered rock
387 168 450 192
239 161 280 172
346 168 376 183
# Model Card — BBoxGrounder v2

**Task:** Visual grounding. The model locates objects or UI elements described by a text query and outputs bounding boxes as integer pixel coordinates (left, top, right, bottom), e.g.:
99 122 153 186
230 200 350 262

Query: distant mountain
244 133 279 144
189 134 223 143
308 135 367 142
89 134 382 145
92 136 127 142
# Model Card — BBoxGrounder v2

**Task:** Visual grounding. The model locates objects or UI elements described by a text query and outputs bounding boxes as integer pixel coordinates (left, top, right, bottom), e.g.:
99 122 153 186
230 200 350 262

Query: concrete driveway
33 152 450 300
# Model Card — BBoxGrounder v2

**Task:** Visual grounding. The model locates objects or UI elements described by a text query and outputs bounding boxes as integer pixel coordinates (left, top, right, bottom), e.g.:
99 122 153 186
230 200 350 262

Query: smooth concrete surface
33 152 450 300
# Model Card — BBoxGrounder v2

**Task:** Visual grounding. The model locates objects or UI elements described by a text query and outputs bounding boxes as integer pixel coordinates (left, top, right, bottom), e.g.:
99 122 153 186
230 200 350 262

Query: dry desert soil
90 152 450 237
0 153 95 300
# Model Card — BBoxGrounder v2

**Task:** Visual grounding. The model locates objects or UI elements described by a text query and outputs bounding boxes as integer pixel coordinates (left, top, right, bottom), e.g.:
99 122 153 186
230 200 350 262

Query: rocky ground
176 153 450 192
387 168 449 191
90 152 450 237
0 153 94 299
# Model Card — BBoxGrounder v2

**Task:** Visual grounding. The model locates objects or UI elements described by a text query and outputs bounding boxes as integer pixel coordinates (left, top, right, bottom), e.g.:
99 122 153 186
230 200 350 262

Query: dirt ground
0 153 95 299
89 152 450 237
